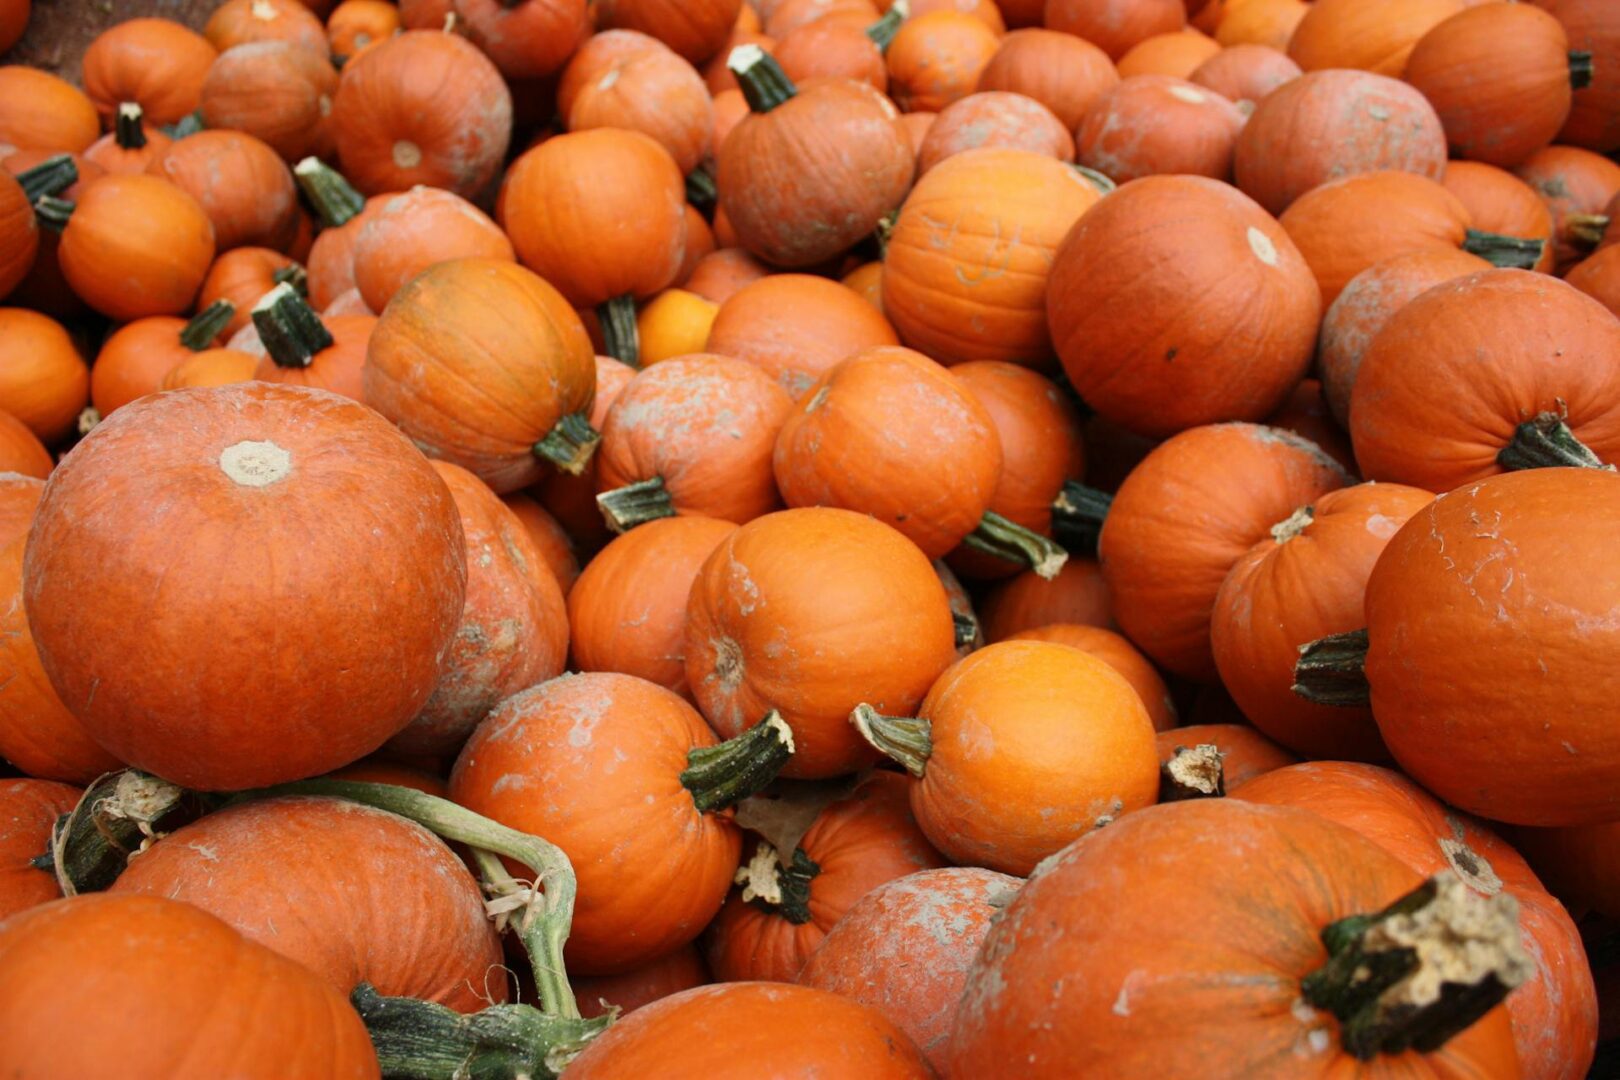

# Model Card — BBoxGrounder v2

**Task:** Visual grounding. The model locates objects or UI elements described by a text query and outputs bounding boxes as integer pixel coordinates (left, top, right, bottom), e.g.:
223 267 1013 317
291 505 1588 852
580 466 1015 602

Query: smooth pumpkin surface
349 187 512 312
206 0 327 52
978 557 1113 640
58 174 216 321
453 0 590 81
199 41 337 164
0 172 37 305
1286 0 1465 75
1513 144 1620 271
596 0 741 64
82 19 217 126
0 308 88 443
1008 624 1176 732
0 778 77 921
1187 43 1302 104
1441 162 1557 274
1566 245 1620 318
158 347 258 390
885 12 999 113
1045 0 1186 60
1116 29 1221 78
0 67 99 154
1077 76 1245 183
574 944 710 1020
0 412 51 479
198 248 303 338
774 13 888 92
1531 0 1620 153
975 28 1119 131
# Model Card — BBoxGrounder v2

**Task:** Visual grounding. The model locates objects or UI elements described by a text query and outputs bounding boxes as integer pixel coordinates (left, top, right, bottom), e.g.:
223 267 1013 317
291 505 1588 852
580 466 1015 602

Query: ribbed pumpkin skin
146 131 299 253
975 29 1120 132
573 944 710 1020
23 383 467 789
109 797 504 1012
596 0 741 64
1008 624 1175 732
351 187 513 312
1187 43 1302 104
0 171 38 303
1531 0 1620 153
561 32 713 175
453 0 590 81
1234 763 1598 1080
947 799 1519 1078
916 93 1074 175
1076 77 1245 184
0 894 381 1079
1154 723 1300 789
1364 469 1620 827
1050 176 1321 439
1513 145 1620 272
979 557 1113 640
1286 0 1465 76
0 779 78 921
199 41 338 164
57 174 216 321
1044 0 1186 60
1350 270 1620 490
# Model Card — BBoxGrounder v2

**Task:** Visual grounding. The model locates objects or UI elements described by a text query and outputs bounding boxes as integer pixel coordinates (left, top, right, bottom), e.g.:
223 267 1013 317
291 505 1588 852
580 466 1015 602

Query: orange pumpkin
81 18 217 126
915 92 1073 174
0 780 78 921
596 0 742 64
0 0 26 54
884 11 998 112
1046 0 1186 60
500 492 580 596
1214 0 1308 49
206 0 328 52
0 170 36 305
561 30 714 176
1286 0 1465 75
0 411 51 479
1441 161 1557 274
198 247 305 338
83 105 173 175
297 161 387 309
147 130 299 251
1531 0 1620 153
975 28 1119 132
574 945 710 1020
158 347 259 390
772 10 890 92
452 0 590 80
0 68 100 154
1187 42 1302 103
327 0 400 61
1077 76 1245 183
86 301 235 418
1155 722 1299 788
706 273 898 397
1116 29 1221 77
978 557 1113 640
350 185 513 312
1008 624 1176 731
199 41 338 163
534 355 635 548
763 0 877 38
250 286 373 401
0 308 89 443
1566 244 1620 317
1514 144 1620 271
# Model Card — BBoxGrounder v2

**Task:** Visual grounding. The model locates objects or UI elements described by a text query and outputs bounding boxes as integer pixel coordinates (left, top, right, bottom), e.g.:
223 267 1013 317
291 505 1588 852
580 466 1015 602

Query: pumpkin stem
685 167 716 212
252 282 334 369
1270 505 1314 544
1566 213 1608 248
31 195 74 233
114 102 148 150
46 770 191 896
1050 480 1112 557
1497 411 1613 472
1461 230 1545 270
1570 50 1594 91
1158 744 1225 802
872 209 897 257
952 610 979 649
1292 628 1371 708
596 294 640 368
1300 873 1532 1060
77 406 101 436
596 476 676 533
681 711 796 813
15 153 78 202
294 156 365 228
1072 164 1117 195
533 412 602 476
735 841 820 925
850 704 932 777
962 510 1069 581
866 0 907 50
729 44 798 113
179 299 238 351
160 109 205 139
271 262 310 297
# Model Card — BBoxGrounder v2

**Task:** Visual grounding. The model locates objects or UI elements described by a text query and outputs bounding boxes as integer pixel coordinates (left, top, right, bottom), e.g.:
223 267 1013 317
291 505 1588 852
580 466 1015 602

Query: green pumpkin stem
16 153 78 203
1050 480 1113 558
1292 628 1372 708
252 283 334 369
1461 229 1545 269
961 510 1068 581
1566 213 1609 249
1158 744 1225 802
681 712 796 813
596 476 676 534
729 44 798 113
271 262 310 297
294 156 366 228
850 704 932 777
45 770 191 896
533 412 602 475
1072 164 1117 195
160 110 204 139
1301 873 1532 1060
1497 411 1613 472
685 167 716 212
114 102 148 150
31 195 74 233
734 842 820 925
1570 50 1594 91
180 300 238 351
866 0 907 50
952 610 979 649
596 294 641 368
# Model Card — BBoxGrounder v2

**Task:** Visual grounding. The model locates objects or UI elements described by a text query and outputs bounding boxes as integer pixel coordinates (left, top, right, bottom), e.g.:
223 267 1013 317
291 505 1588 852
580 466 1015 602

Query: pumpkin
883 148 1102 367
1077 76 1245 183
904 0 1003 30
884 12 998 112
635 289 719 365
561 31 714 176
702 30 774 94
685 507 956 778
1233 70 1447 215
1155 723 1299 788
1316 248 1491 428
568 516 738 696
1235 762 1599 1080
706 273 898 397
451 671 792 974
327 0 400 62
798 867 1021 1072
0 170 36 305
199 42 338 164
1440 161 1557 274
534 355 635 548
764 0 877 38
147 130 299 252
0 68 99 154
297 162 386 310
978 557 1113 640
86 302 234 418
81 18 217 127
1530 0 1619 153
330 31 512 198
0 308 88 443
350 186 513 312
1511 821 1620 921
1050 175 1320 438
948 799 1523 1076
109 796 504 1011
1214 0 1309 50
1100 423 1350 680
772 9 890 92
0 0 24 54
1263 377 1357 474
199 247 304 338
1566 245 1620 317
1007 624 1176 732
1514 144 1620 271
841 260 883 310
327 758 449 796
0 779 77 920
596 0 743 64
0 894 380 1079
0 412 50 479
1350 270 1620 489
706 771 947 981
717 48 913 269
451 0 589 80
206 0 328 52
974 29 1119 132
1188 42 1302 104
1116 29 1221 78
364 258 598 493
23 382 467 789
574 945 710 1020
500 492 580 596
1045 0 1186 60
565 982 933 1078
915 93 1073 174
158 347 259 390
82 104 172 176
1286 0 1466 75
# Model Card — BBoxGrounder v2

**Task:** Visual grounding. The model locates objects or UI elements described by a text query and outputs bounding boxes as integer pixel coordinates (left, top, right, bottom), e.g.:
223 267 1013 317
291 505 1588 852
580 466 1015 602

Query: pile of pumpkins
0 0 1616 1076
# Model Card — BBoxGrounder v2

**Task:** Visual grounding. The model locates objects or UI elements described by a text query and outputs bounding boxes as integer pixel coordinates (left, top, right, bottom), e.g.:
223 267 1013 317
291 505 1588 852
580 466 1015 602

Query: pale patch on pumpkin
1167 85 1206 105
1246 226 1279 267
250 0 278 20
392 140 423 169
219 440 292 487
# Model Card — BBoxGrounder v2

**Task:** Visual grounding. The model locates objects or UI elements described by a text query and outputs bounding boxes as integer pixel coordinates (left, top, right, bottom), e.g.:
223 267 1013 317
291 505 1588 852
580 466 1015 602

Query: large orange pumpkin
560 30 714 176
0 68 100 155
884 11 999 112
350 185 513 312
1188 42 1302 104
916 92 1073 174
596 0 742 64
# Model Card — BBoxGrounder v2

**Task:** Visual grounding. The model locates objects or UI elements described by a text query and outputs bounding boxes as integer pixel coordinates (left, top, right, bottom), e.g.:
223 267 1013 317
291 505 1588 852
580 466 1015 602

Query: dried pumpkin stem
685 168 716 212
31 195 74 233
1301 873 1532 1060
596 476 676 533
271 262 310 297
1050 480 1113 557
729 44 798 113
735 842 820 925
596 294 640 368
533 412 602 475
952 610 979 649
1292 628 1371 708
114 102 148 150
1566 213 1608 248
1498 411 1614 472
47 770 191 896
1461 230 1545 270
1159 744 1225 802
179 299 238 351
1570 50 1594 91
15 153 78 202
850 704 932 778
253 283 334 369
294 156 366 228
866 0 907 50
681 711 796 813
962 510 1069 580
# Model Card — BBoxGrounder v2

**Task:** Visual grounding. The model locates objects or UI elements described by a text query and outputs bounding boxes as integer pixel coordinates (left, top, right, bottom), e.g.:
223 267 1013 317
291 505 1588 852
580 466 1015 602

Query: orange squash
199 42 338 164
81 18 217 126
83 105 173 176
884 11 998 112
561 30 714 176
1155 723 1299 788
350 186 513 312
1531 0 1620 153
206 0 328 52
0 308 89 443
1286 0 1466 75
452 0 590 80
1077 75 1245 183
0 68 100 154
915 92 1073 174
1008 624 1176 732
0 411 51 479
706 273 898 398
0 779 78 921
1441 161 1557 273
147 130 299 252
87 301 236 417
596 0 742 64
198 247 305 338
1116 29 1221 78
574 945 710 1020
975 28 1119 131
1514 144 1620 271
1188 42 1302 104
1214 0 1308 50
1046 0 1186 60
327 0 400 62
772 10 890 92
158 347 259 390
978 557 1113 640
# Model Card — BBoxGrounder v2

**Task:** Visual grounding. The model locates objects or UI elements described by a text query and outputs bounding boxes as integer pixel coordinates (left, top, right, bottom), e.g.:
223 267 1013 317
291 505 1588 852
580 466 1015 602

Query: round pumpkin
1007 624 1176 732
351 185 513 312
81 18 217 126
199 41 338 164
327 0 400 62
884 12 999 112
596 0 742 64
974 28 1119 131
0 308 89 443
0 67 99 154
561 31 714 176
0 171 38 304
452 0 590 80
1045 0 1186 60
1116 29 1221 78
706 273 899 398
773 10 889 92
683 246 769 304
55 174 215 321
0 779 77 921
1441 162 1557 274
198 247 304 338
0 412 51 479
574 945 710 1020
916 93 1073 174
1286 0 1465 75
83 105 172 176
206 0 327 52
978 557 1113 640
1514 144 1620 271
159 346 259 390
146 130 299 252
1531 0 1620 153
1076 75 1245 183
1187 42 1302 104
1155 722 1299 788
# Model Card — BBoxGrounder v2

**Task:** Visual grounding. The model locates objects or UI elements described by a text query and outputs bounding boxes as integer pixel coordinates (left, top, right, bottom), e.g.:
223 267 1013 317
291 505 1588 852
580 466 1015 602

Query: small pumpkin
83 104 173 175
561 30 714 177
327 0 400 62
1008 624 1176 732
451 0 590 80
0 779 78 920
81 17 217 126
1286 0 1465 75
296 159 386 310
974 28 1119 132
147 130 300 252
596 0 743 64
772 9 892 92
706 272 898 397
1116 29 1221 78
1440 161 1557 274
199 41 338 164
884 11 999 112
1514 144 1620 271
158 347 259 390
1045 0 1186 60
1187 42 1302 104
978 557 1113 641
1154 722 1299 788
1213 0 1308 50
1077 76 1245 183
0 67 100 155
1531 0 1620 153
634 288 718 365
206 0 328 52
198 247 305 337
350 186 512 312
915 92 1072 174
0 308 89 443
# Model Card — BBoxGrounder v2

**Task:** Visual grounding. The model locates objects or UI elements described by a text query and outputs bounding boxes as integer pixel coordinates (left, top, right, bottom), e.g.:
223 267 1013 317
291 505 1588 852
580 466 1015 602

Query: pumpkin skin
1233 70 1447 216
561 31 714 176
763 0 877 39
1211 483 1434 761
206 0 328 52
23 383 467 790
500 492 579 596
0 413 50 479
979 557 1113 640
364 259 597 494
0 0 25 54
81 18 217 127
1514 145 1620 272
452 0 590 81
773 13 888 92
0 779 77 921
1441 162 1556 274
1362 468 1620 826
1154 722 1300 788
160 347 259 391
89 314 216 417
1263 377 1357 474
330 31 513 198
684 247 769 304
1235 762 1598 1080
252 312 373 401
534 355 634 548
1214 0 1309 50
450 672 747 975
0 68 100 155
1287 0 1466 76
55 174 215 321
305 193 389 312
916 93 1073 174
565 982 933 1078
327 0 401 62
1050 176 1321 439
947 799 1520 1078
773 347 1003 560
351 186 513 313
1531 0 1620 153
1566 245 1620 318
706 274 899 399
199 42 338 164
147 130 300 252
1511 821 1620 921
636 289 719 366
83 111 173 176
1100 423 1350 680
798 867 1021 1072
974 29 1119 132
0 309 89 443
1045 0 1186 60
1316 248 1492 429
706 771 947 982
885 12 999 113
1188 43 1302 104
1350 270 1620 489
1077 75 1245 183
596 0 742 64
574 945 710 1020
109 797 504 1012
199 247 303 338
685 507 956 779
568 516 738 697
1116 29 1221 78
0 894 380 1080
1008 624 1176 732
0 172 36 306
